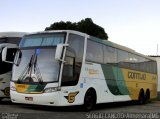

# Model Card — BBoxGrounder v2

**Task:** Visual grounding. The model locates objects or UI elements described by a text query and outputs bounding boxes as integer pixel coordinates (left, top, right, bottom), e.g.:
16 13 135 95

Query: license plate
25 97 33 101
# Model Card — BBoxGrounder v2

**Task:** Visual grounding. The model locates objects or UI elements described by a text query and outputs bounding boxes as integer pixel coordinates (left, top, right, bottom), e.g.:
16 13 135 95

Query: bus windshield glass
12 33 66 83
20 33 65 48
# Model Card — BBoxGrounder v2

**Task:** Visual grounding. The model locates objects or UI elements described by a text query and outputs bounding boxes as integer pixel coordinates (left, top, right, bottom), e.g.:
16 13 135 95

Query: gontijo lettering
128 72 146 80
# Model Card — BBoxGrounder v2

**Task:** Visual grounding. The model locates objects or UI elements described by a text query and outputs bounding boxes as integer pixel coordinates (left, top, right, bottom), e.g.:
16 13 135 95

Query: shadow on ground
0 99 147 112
0 100 157 113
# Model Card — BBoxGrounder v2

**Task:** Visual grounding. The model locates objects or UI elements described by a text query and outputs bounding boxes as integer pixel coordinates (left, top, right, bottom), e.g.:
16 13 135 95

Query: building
149 56 160 100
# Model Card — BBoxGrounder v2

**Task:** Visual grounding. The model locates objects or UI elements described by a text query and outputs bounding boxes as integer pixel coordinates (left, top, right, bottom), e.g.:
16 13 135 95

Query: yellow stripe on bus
122 69 157 100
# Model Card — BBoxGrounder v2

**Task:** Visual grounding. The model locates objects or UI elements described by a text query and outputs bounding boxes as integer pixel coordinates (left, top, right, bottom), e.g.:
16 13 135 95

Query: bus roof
0 32 27 38
24 30 155 61
24 30 87 37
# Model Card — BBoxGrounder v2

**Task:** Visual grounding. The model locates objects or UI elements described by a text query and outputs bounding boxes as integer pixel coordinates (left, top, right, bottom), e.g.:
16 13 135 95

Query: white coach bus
0 32 26 100
2 30 157 110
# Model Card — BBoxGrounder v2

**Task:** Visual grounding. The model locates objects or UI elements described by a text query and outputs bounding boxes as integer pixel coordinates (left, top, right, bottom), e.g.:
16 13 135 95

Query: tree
45 18 108 40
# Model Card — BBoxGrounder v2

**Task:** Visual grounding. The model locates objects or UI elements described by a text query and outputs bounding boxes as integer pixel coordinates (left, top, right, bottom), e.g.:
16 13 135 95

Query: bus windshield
12 48 60 83
20 33 65 48
12 33 66 84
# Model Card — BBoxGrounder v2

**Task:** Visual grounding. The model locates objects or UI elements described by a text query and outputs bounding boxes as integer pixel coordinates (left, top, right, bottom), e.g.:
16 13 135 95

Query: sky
1 0 160 55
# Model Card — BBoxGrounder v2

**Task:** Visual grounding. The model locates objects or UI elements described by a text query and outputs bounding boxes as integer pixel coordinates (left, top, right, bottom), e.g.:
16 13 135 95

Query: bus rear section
0 32 26 100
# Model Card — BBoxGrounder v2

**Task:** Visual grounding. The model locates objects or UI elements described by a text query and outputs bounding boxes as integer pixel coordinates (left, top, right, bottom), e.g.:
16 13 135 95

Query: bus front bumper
10 90 61 106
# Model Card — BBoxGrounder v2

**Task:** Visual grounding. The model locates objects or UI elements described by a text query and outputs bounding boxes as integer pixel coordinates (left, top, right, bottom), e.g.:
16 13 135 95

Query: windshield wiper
17 50 43 84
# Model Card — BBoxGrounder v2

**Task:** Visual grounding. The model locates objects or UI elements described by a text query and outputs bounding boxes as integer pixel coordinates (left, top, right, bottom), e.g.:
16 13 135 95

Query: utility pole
157 44 159 56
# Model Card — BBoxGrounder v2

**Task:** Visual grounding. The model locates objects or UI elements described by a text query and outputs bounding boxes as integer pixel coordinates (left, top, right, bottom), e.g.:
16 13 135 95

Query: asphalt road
0 99 160 119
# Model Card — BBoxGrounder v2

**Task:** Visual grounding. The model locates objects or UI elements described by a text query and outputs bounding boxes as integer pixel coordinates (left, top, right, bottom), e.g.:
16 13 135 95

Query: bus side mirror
55 44 68 62
2 47 18 64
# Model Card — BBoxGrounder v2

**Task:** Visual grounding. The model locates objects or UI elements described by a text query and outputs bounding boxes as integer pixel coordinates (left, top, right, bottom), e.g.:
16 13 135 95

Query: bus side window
63 56 74 79
61 48 78 86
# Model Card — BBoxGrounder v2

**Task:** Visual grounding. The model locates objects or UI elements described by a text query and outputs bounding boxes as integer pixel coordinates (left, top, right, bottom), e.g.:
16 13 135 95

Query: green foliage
45 18 108 40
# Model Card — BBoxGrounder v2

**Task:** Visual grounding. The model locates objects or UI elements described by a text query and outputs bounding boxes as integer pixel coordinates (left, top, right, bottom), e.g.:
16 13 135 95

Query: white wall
154 57 160 91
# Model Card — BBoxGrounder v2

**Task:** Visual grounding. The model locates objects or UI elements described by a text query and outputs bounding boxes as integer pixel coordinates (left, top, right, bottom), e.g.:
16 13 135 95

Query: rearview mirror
55 44 68 61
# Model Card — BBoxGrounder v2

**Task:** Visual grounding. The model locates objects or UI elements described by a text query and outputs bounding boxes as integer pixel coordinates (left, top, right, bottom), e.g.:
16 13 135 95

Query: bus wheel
138 89 145 105
145 89 150 104
83 89 96 111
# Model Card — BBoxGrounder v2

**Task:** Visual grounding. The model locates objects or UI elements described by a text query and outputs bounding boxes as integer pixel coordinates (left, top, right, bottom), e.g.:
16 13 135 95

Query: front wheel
83 90 96 111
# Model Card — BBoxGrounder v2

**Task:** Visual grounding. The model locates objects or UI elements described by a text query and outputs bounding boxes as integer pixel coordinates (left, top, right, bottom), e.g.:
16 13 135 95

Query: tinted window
146 60 157 74
61 34 85 86
0 37 21 45
20 34 65 47
128 53 139 70
68 34 84 62
86 40 103 63
103 45 117 64
117 49 128 68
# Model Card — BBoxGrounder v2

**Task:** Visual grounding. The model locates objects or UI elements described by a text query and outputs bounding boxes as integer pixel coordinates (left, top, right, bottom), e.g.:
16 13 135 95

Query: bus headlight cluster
10 86 16 91
44 87 58 93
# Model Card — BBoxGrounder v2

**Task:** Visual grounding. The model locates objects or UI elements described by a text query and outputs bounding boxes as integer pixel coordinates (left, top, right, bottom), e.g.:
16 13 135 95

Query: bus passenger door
61 48 78 87
60 34 85 104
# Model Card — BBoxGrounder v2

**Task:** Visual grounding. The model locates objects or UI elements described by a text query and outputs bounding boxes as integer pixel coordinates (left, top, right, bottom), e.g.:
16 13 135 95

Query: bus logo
128 72 146 80
4 87 10 96
64 91 79 103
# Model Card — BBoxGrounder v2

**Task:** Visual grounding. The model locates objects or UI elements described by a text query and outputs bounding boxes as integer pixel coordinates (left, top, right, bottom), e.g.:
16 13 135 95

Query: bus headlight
44 87 59 93
10 86 16 91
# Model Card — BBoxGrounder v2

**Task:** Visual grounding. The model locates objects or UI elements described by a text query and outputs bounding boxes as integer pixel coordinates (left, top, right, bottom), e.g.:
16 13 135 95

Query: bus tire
138 89 145 105
83 89 96 111
145 89 150 104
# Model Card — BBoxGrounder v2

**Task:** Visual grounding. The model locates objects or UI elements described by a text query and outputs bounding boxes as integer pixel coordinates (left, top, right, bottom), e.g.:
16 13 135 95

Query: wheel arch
84 87 97 104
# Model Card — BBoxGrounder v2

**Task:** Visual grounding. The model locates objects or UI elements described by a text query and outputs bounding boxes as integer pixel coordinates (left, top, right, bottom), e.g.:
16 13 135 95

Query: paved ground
0 99 160 119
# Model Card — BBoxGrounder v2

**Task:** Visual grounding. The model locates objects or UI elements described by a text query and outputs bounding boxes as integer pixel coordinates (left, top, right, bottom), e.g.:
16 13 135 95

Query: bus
0 32 26 100
2 30 157 110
